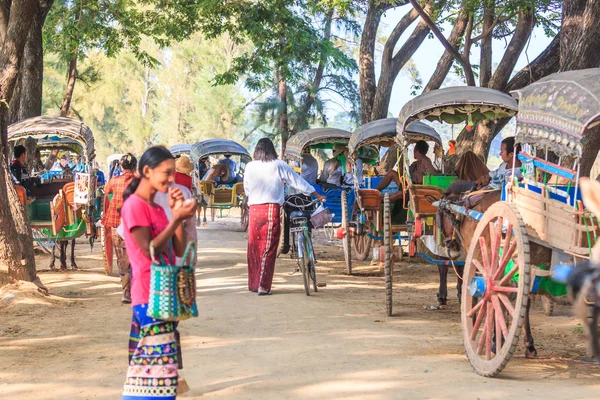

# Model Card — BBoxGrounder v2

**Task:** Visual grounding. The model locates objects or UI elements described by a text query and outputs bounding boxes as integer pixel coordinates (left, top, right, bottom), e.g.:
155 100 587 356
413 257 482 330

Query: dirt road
1 216 599 399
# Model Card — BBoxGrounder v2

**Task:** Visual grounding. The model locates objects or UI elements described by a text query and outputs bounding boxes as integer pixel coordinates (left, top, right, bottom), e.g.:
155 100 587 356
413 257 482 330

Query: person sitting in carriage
374 140 439 201
203 163 231 186
453 136 523 192
10 145 40 198
319 144 363 190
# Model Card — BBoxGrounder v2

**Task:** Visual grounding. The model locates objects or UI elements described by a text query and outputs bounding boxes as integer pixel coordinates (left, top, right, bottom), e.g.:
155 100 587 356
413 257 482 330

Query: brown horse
438 179 545 359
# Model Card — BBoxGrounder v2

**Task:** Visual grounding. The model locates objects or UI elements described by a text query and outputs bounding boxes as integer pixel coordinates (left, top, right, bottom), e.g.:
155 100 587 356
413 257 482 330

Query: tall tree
561 0 600 176
0 0 41 283
196 1 359 152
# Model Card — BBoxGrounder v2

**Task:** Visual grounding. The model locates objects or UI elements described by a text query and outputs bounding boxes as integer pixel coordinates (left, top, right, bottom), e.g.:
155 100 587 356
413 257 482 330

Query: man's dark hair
14 145 26 159
253 138 278 162
502 137 521 155
415 140 429 156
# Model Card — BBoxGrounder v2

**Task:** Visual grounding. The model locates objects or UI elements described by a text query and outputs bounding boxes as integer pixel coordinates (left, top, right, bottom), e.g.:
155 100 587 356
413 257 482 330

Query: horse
49 239 77 270
437 179 550 359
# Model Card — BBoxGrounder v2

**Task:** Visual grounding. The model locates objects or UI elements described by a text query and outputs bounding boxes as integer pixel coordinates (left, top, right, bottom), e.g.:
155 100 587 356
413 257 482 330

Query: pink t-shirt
121 194 175 306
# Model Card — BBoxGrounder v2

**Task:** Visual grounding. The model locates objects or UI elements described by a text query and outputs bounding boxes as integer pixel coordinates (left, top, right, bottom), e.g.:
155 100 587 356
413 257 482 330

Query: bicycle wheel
305 233 318 293
298 233 310 296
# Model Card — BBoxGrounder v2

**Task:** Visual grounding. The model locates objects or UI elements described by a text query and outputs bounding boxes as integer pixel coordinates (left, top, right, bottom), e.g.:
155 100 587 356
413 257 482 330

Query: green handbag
147 241 198 322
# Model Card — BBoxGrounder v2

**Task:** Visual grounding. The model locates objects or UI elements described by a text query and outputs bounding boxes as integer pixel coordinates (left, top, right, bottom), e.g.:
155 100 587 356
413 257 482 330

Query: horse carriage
283 127 378 268
344 118 451 293
8 116 99 269
456 69 600 376
191 138 251 230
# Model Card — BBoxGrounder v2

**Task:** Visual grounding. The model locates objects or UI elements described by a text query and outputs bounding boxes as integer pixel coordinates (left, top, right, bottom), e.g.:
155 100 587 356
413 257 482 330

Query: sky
378 7 554 117
325 7 555 122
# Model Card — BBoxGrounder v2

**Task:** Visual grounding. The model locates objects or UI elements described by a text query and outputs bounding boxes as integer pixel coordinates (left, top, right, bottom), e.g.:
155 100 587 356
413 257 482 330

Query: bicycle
284 196 323 296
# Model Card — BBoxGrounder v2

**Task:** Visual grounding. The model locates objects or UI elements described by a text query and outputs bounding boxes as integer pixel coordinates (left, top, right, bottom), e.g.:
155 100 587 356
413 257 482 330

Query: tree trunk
60 56 77 117
561 0 600 71
278 79 289 156
0 0 39 281
371 5 429 121
8 0 53 124
359 3 387 124
505 34 560 93
479 1 494 87
60 58 77 117
488 9 535 91
561 0 600 176
423 7 468 92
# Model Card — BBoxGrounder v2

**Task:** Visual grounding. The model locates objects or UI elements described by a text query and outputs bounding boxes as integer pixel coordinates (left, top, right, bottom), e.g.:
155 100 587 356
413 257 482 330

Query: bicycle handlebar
283 198 322 210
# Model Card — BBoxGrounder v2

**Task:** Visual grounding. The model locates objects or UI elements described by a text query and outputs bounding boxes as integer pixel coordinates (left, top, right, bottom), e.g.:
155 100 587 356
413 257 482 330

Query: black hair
121 153 138 172
501 137 521 156
124 146 174 201
14 145 26 159
253 138 278 162
415 140 429 156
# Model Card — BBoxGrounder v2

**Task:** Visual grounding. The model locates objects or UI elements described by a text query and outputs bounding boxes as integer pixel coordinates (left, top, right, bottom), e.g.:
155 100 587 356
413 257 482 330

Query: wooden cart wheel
384 194 393 317
461 202 530 377
342 191 352 275
352 227 373 261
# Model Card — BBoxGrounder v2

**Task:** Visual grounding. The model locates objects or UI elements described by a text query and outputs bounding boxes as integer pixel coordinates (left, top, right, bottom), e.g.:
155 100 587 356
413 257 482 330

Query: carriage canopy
8 116 96 160
398 86 518 130
190 139 251 163
170 144 193 157
349 118 443 158
511 68 600 158
284 127 352 162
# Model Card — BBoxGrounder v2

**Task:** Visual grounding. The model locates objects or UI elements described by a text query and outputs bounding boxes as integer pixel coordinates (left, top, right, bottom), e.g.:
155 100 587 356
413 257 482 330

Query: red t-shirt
121 194 175 306
175 172 193 192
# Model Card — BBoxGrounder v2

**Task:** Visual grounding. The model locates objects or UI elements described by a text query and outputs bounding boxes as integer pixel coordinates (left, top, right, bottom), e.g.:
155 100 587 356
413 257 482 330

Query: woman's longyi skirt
122 304 178 399
247 203 281 292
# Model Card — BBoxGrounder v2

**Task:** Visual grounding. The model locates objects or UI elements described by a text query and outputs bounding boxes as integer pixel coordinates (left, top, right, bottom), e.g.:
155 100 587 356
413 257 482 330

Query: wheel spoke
486 301 494 360
498 265 519 287
479 237 491 275
494 285 518 293
498 293 515 316
489 220 502 278
470 299 487 341
495 240 517 280
491 295 508 339
477 321 487 355
467 298 485 318
473 259 487 277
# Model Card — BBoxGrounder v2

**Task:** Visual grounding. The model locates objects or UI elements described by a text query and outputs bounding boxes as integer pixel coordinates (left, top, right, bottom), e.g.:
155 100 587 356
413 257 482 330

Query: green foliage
43 0 204 64
42 34 251 163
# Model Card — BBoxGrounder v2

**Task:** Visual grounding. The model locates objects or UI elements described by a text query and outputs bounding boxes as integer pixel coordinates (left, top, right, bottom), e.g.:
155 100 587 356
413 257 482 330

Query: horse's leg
455 264 464 304
437 265 448 306
70 239 78 269
59 241 68 270
523 296 538 358
49 243 56 270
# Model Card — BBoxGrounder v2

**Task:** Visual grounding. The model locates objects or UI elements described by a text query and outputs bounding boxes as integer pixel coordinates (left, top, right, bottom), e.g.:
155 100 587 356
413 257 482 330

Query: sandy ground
1 212 600 400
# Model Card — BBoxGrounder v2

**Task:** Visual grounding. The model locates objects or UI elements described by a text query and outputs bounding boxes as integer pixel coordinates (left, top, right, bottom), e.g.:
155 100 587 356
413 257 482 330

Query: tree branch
471 8 518 42
408 0 475 86
424 7 469 92
505 33 560 93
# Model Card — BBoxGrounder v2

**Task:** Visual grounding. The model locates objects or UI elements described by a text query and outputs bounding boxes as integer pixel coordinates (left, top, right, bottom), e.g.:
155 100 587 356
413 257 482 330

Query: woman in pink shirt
120 146 196 400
